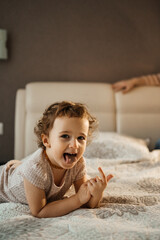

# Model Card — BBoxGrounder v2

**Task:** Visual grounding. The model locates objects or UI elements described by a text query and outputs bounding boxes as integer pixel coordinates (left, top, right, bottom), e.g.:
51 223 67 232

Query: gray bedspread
0 150 160 240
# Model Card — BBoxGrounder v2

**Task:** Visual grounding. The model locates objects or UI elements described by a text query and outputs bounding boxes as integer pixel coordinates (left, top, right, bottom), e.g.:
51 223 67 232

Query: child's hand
6 160 22 172
87 167 113 198
77 181 91 205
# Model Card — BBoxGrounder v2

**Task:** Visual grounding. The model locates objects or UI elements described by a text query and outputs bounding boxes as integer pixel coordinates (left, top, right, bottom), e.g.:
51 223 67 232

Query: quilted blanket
0 150 160 240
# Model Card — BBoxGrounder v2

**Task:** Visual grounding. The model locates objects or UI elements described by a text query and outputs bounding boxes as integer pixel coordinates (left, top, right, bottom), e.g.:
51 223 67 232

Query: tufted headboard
14 82 160 159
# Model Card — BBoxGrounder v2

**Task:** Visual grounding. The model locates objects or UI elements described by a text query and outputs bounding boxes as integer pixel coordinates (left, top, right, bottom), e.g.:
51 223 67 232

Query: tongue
65 154 70 163
65 154 76 164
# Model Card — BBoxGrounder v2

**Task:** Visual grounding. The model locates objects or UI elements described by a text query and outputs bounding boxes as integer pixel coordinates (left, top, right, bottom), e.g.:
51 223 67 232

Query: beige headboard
14 82 160 159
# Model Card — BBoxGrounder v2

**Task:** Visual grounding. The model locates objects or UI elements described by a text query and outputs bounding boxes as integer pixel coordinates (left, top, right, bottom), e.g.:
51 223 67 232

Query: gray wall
0 0 160 163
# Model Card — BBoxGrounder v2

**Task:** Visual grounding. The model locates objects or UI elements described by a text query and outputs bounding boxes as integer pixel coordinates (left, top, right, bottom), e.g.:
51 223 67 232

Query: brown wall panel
0 0 160 162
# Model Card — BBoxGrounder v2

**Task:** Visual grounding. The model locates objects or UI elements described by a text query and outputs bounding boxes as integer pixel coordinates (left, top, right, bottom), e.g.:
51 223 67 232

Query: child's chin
62 159 77 168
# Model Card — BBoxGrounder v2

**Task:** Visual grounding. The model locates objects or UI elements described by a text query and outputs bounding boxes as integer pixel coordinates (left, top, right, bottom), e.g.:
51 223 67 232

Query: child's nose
69 139 78 149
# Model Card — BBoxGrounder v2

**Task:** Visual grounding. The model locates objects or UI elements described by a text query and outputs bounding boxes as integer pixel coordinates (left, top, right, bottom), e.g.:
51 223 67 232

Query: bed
0 82 160 239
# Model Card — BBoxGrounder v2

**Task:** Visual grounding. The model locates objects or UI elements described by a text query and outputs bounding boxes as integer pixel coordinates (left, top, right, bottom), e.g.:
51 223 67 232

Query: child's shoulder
20 148 48 171
21 148 44 162
19 149 52 186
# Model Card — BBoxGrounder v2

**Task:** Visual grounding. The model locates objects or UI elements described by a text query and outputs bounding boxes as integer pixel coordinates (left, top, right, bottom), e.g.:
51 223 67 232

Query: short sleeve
74 157 87 182
19 155 49 190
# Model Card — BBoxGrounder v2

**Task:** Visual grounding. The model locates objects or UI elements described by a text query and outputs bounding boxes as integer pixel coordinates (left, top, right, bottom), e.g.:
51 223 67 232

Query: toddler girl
0 101 113 218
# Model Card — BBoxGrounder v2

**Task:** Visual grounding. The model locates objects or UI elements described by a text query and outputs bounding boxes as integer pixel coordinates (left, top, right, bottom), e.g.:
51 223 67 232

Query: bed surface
0 149 160 239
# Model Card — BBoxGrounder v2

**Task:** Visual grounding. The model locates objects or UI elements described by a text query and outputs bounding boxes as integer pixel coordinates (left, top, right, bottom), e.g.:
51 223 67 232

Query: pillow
84 132 150 160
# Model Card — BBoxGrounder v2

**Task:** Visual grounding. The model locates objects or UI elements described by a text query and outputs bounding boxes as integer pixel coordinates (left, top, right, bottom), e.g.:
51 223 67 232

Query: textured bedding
0 148 160 239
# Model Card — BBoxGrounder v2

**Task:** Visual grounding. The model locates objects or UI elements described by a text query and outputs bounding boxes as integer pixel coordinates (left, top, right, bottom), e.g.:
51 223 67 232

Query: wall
0 0 160 163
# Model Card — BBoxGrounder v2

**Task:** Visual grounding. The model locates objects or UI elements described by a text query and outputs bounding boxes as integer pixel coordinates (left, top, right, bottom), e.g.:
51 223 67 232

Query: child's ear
41 134 51 148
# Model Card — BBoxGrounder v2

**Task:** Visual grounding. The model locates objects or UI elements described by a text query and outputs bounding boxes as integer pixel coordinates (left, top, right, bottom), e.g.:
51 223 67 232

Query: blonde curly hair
34 101 98 149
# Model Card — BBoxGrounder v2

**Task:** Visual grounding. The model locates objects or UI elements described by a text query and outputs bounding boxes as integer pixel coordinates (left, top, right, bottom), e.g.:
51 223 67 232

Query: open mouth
63 153 77 164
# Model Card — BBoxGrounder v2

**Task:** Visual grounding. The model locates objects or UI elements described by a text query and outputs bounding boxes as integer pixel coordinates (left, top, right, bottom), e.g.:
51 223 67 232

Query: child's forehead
53 116 89 129
56 115 88 121
56 116 88 123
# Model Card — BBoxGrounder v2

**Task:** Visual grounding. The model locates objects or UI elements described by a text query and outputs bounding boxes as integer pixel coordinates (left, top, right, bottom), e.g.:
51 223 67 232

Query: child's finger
89 179 95 185
106 174 113 182
98 167 106 183
95 176 101 182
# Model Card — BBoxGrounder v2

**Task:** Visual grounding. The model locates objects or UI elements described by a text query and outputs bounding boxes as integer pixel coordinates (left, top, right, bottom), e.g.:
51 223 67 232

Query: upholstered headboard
14 82 160 159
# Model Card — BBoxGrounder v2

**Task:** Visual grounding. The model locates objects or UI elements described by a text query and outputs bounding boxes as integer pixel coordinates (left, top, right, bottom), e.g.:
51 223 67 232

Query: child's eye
78 136 85 141
61 134 70 139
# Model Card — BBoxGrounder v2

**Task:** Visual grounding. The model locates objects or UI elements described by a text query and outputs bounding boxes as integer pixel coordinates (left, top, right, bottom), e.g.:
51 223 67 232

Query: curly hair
34 101 98 149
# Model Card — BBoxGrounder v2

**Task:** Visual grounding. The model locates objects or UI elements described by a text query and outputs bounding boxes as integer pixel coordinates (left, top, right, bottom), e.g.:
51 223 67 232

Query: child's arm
24 177 91 218
87 167 113 208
